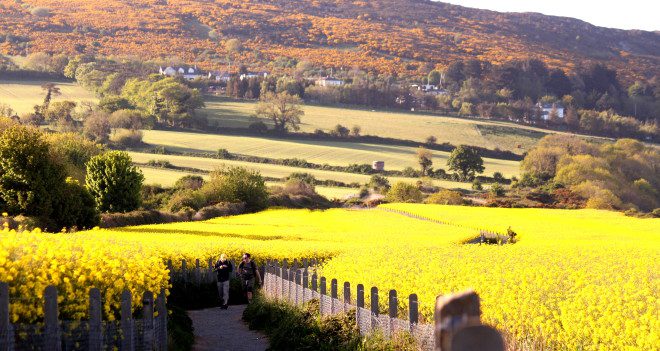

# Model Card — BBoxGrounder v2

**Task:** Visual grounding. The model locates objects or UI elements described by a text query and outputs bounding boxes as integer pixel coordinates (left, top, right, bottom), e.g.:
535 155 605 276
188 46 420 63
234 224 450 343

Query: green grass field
133 152 477 190
140 129 521 178
0 79 96 114
202 97 548 154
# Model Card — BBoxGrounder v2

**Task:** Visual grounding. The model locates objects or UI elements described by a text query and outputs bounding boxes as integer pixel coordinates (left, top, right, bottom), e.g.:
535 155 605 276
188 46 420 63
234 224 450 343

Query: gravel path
188 305 269 351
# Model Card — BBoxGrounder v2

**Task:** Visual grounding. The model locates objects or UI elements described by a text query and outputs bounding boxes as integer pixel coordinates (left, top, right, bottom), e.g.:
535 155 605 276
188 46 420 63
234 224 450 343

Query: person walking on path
214 254 233 309
238 253 261 304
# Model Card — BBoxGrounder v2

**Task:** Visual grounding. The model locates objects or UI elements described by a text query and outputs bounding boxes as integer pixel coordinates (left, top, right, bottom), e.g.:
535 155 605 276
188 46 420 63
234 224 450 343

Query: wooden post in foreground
434 290 482 351
88 288 102 351
0 282 14 351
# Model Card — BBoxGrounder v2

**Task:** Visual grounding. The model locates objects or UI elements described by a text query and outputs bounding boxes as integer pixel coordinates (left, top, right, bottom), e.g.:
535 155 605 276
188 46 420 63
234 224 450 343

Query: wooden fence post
409 293 419 333
181 259 187 283
319 277 327 315
195 259 201 285
302 258 308 270
121 290 134 351
311 273 318 292
357 284 364 308
434 290 481 351
44 285 60 351
291 270 298 305
343 282 351 312
0 282 14 351
208 258 214 283
388 289 397 338
389 290 398 319
156 289 168 351
370 287 379 331
88 288 102 351
287 267 296 302
331 279 338 314
356 284 365 331
302 270 309 303
142 291 155 349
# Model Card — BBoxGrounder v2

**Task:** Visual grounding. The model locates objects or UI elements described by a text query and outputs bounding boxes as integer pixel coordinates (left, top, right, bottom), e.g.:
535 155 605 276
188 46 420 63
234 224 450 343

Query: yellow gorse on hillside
1 206 658 350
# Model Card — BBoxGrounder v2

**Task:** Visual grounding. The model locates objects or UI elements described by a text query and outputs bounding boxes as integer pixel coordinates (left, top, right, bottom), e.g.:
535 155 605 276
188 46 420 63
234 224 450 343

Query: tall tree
255 92 304 133
416 147 433 176
447 145 484 180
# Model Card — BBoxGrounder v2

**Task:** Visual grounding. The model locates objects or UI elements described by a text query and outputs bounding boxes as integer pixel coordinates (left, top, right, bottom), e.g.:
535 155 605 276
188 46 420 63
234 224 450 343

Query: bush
192 202 246 221
217 148 233 159
110 129 143 147
385 182 423 203
109 109 144 129
243 294 418 351
287 172 316 185
425 189 463 205
174 175 205 191
0 126 66 221
85 151 144 213
165 189 206 212
146 159 172 168
330 124 350 138
100 210 188 228
472 179 483 190
51 178 100 230
489 183 505 197
201 166 268 212
402 167 419 178
368 175 390 193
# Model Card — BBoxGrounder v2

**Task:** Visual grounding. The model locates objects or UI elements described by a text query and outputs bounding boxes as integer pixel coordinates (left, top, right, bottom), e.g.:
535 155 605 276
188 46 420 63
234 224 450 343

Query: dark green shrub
166 189 206 212
217 148 233 159
85 151 144 212
201 166 268 212
0 126 66 221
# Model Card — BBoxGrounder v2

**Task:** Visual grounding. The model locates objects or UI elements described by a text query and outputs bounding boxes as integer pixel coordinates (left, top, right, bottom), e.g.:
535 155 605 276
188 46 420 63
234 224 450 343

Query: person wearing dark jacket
214 254 233 309
238 253 261 303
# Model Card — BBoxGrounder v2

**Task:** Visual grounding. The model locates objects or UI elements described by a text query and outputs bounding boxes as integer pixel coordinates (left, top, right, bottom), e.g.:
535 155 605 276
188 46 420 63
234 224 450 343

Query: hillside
0 0 657 81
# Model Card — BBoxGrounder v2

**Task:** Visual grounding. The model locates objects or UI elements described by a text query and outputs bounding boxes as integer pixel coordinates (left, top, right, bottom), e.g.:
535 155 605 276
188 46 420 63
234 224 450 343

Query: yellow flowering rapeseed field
1 206 658 350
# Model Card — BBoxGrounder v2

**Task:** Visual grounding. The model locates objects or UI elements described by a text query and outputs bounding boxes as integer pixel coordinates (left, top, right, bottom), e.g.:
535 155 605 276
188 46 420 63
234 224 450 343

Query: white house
159 66 206 81
316 77 344 87
240 72 269 80
537 103 565 120
208 71 232 82
411 84 447 95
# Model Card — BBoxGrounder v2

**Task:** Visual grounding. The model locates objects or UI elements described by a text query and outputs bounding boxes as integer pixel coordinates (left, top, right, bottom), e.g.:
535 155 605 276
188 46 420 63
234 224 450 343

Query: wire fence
262 259 436 351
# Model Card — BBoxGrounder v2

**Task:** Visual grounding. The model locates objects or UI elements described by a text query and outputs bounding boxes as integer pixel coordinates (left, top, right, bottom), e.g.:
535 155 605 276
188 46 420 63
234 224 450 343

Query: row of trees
221 59 658 140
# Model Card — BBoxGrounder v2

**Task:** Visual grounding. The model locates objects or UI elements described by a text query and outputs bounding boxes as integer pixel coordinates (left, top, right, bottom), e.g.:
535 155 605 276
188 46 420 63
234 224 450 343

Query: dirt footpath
188 305 269 351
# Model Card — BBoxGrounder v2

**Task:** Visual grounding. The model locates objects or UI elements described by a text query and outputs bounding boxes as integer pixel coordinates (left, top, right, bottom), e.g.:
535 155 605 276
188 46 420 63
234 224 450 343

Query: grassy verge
243 294 418 351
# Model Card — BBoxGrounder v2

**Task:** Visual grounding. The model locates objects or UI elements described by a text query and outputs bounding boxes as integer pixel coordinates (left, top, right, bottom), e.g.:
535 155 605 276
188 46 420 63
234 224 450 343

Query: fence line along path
263 259 505 351
0 282 167 351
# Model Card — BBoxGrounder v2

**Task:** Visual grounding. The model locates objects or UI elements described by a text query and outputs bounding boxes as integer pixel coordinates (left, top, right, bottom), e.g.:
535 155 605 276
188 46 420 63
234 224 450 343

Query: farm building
316 77 345 87
537 103 565 120
159 66 206 80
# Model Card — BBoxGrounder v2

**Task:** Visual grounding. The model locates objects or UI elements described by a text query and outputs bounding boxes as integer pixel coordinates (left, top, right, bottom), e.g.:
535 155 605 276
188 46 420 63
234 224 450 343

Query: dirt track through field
188 305 268 351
